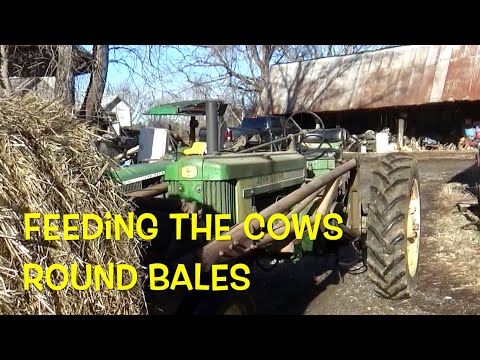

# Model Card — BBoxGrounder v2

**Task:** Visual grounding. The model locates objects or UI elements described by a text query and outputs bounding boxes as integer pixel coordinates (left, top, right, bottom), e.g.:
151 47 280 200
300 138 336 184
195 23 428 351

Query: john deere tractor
110 100 229 196
127 100 421 315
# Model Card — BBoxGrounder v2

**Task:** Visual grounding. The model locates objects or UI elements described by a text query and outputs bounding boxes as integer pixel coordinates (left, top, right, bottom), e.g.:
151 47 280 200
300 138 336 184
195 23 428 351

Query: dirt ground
248 156 480 315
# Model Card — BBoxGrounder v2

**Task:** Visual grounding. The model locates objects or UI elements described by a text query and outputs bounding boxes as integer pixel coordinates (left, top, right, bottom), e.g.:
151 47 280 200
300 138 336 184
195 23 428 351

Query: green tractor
110 100 228 196
129 101 422 315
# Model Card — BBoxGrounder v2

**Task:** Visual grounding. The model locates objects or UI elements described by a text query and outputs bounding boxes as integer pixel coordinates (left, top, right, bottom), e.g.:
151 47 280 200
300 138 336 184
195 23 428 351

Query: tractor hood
111 160 173 185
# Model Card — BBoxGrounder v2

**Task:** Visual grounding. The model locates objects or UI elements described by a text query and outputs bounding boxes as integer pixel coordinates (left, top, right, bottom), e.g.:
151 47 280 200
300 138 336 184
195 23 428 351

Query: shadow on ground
448 163 480 188
247 254 353 314
247 158 480 315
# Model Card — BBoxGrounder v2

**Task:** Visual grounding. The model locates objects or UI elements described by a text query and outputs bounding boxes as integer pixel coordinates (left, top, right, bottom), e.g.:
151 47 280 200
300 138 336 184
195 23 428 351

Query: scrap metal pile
0 96 145 315
351 128 459 152
458 127 480 150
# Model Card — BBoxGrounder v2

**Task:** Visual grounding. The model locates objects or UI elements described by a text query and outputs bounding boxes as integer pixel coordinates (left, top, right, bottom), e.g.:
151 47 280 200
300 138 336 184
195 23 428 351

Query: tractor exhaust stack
206 100 219 154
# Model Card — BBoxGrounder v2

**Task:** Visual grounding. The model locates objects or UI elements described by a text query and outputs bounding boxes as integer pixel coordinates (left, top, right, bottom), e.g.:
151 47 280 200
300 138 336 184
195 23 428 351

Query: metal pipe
199 158 357 269
218 115 226 150
206 101 219 154
238 131 305 153
126 183 168 198
314 178 342 216
285 186 325 221
263 178 341 249
114 145 139 160
338 224 358 241
204 151 296 159
258 213 317 249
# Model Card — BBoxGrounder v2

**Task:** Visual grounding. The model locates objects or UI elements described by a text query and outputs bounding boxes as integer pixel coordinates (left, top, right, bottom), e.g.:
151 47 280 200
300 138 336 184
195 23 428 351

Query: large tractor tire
365 152 421 300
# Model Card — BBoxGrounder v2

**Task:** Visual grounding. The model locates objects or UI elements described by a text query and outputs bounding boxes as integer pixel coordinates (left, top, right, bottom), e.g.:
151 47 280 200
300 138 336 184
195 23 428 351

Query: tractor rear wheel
365 152 421 300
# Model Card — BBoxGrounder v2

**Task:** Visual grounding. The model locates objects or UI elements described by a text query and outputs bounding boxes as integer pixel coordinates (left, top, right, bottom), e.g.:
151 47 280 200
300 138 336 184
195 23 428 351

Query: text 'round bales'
24 262 251 292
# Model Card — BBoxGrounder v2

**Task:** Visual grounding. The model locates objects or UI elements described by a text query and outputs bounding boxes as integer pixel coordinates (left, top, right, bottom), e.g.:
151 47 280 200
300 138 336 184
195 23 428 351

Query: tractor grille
168 181 180 196
121 182 142 193
169 180 236 224
204 181 236 224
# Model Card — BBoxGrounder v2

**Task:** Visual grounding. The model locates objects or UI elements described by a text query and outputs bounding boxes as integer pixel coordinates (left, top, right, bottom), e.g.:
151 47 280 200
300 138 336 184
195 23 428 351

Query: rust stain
350 52 373 109
338 55 362 110
360 51 383 108
394 47 416 105
441 45 477 102
370 50 393 108
262 44 480 114
468 55 480 100
405 46 429 105
384 48 404 106
417 46 440 104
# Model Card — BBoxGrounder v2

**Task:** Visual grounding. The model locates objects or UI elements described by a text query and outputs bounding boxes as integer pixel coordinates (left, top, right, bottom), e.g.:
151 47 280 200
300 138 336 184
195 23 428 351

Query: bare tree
167 45 391 115
0 45 13 96
105 80 159 124
169 45 280 106
81 45 109 121
278 45 387 61
0 45 110 119
54 45 75 106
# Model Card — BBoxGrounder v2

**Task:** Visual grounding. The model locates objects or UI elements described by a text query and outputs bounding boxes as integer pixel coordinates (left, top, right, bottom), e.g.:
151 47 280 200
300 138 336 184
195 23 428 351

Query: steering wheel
285 110 329 159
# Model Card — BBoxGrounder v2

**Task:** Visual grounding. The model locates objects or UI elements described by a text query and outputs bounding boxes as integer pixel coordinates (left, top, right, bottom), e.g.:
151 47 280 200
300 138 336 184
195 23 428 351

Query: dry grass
440 182 470 199
430 182 480 292
0 96 146 314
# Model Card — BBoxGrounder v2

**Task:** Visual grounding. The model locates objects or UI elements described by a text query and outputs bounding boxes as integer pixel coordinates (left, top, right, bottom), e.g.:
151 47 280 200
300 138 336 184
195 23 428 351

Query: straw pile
0 96 146 314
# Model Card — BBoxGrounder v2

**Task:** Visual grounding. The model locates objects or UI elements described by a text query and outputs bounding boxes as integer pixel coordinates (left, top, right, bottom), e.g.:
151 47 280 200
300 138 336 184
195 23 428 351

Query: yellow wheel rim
406 178 420 277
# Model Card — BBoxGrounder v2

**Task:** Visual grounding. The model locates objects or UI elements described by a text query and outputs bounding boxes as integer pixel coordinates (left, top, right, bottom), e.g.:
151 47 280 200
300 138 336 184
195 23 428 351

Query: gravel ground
248 157 480 315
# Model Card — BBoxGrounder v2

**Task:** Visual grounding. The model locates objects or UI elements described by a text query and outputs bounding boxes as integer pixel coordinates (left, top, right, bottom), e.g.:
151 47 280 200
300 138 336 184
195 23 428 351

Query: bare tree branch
0 45 13 96
82 45 109 121
54 45 75 106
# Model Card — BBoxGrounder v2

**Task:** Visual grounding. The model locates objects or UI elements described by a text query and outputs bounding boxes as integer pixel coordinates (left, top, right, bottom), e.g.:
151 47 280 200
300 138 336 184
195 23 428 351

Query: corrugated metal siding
261 45 480 114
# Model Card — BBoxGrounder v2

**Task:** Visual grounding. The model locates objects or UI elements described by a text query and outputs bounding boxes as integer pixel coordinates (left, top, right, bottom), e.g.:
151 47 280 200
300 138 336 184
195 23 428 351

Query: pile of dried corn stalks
0 96 146 314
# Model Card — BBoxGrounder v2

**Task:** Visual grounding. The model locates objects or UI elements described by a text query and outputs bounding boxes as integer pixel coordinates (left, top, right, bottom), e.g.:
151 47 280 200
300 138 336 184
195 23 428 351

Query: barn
260 45 480 147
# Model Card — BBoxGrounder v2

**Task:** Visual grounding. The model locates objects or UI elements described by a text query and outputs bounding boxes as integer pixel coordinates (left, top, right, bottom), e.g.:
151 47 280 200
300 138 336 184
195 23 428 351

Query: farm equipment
128 100 422 315
110 100 228 196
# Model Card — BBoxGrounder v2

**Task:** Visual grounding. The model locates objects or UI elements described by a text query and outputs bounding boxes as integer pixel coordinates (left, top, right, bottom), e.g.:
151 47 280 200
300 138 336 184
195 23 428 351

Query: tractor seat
301 128 347 159
183 141 207 156
302 128 347 144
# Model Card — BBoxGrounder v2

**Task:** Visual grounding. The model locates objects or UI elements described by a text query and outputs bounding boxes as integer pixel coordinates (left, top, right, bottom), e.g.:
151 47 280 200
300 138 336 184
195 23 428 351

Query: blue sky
82 45 208 91
78 45 186 105
82 45 128 86
80 45 256 102
77 45 244 120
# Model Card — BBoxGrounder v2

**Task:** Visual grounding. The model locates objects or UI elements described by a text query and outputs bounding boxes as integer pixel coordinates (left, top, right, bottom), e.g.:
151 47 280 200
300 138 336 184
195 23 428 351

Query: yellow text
23 263 137 291
244 212 343 241
24 212 158 240
149 263 250 291
169 213 232 241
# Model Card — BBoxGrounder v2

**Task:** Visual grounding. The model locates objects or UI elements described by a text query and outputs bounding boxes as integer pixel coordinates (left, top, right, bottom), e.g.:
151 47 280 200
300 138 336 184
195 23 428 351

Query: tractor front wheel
365 152 421 300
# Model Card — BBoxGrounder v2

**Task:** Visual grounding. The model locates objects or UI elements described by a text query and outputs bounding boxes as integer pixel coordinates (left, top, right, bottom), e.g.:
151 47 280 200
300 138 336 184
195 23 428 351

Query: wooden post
398 118 405 149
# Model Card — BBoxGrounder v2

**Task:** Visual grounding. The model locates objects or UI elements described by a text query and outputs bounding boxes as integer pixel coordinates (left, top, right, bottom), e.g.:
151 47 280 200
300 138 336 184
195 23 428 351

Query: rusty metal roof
260 45 480 115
